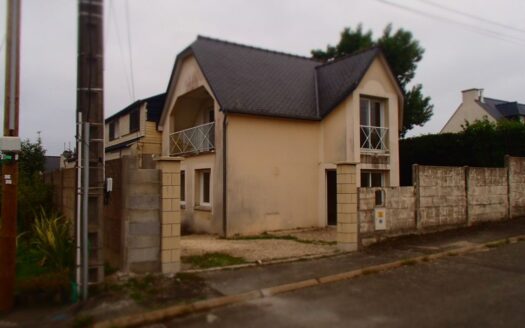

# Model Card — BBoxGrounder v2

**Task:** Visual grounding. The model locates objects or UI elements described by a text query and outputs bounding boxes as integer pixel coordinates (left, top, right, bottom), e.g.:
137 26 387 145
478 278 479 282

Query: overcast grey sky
0 0 524 155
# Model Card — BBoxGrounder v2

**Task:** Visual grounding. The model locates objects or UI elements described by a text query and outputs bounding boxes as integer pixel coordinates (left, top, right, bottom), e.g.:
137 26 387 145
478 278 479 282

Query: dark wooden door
327 170 337 226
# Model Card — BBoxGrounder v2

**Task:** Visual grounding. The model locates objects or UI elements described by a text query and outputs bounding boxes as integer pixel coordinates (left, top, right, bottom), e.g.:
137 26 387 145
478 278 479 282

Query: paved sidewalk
197 218 525 295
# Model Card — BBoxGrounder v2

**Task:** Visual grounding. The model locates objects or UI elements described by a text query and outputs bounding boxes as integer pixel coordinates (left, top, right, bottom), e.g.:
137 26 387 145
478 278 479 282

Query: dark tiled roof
316 47 381 118
106 93 166 123
480 97 525 119
166 36 388 120
145 93 167 123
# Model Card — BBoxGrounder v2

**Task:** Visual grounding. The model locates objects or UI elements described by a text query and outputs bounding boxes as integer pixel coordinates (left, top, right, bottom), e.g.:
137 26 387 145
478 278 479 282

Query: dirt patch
181 228 338 270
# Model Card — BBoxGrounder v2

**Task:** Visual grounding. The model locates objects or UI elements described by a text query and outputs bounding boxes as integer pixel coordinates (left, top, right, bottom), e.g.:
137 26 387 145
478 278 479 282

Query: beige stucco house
158 36 404 236
441 88 525 133
105 93 165 168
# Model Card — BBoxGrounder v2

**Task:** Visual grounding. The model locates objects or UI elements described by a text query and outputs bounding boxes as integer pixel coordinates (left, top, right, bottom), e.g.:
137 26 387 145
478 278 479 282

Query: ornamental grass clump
32 208 74 271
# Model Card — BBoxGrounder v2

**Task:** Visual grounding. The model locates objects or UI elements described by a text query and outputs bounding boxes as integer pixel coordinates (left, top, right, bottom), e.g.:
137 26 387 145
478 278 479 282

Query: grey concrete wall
358 157 525 247
359 187 415 235
508 156 525 218
467 167 508 223
122 156 161 273
415 165 467 228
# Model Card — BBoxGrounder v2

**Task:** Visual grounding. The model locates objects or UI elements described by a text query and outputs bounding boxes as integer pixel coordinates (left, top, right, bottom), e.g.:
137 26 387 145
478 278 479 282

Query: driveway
181 227 338 268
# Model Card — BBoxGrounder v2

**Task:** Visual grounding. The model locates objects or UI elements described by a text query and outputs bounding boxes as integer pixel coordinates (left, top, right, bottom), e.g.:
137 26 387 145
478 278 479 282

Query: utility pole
76 0 105 298
0 0 21 312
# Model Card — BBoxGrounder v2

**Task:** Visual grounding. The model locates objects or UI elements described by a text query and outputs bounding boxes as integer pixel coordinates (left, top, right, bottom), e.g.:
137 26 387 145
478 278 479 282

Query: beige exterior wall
226 114 320 235
180 153 220 233
441 89 497 133
160 54 225 234
159 53 402 235
352 56 400 187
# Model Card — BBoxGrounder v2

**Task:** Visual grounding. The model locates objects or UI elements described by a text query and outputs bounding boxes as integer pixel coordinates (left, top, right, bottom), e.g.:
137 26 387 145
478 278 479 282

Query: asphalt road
166 241 525 327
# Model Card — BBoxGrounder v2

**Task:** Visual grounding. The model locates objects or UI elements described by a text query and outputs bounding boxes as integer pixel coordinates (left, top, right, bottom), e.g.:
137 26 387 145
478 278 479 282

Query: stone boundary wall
45 168 76 222
359 187 415 235
507 156 525 218
467 167 508 223
359 156 525 245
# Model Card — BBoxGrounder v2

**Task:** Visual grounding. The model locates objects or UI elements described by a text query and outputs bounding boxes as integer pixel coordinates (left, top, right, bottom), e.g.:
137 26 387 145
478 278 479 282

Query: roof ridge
314 46 381 69
196 35 322 62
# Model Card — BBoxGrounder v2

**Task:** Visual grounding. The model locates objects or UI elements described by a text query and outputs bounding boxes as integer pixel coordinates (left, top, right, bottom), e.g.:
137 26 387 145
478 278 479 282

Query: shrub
31 208 74 271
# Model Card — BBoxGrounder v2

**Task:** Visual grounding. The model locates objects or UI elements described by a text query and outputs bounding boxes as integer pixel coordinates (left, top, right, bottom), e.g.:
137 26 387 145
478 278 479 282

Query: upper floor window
109 120 119 141
129 108 140 133
360 97 388 151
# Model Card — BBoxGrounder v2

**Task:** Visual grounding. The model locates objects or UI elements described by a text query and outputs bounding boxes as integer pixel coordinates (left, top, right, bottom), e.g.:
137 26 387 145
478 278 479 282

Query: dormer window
360 97 388 151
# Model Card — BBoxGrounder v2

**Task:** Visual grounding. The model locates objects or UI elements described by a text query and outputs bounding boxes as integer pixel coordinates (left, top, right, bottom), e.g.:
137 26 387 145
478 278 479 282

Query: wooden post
76 0 105 288
0 0 21 312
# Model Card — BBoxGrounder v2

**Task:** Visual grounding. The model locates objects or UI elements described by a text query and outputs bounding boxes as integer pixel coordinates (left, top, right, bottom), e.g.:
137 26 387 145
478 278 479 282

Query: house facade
105 93 165 168
158 36 403 236
441 88 525 133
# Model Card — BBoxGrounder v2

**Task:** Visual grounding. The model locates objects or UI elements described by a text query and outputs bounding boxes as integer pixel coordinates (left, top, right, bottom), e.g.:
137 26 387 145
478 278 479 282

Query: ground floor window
361 171 385 187
196 169 211 206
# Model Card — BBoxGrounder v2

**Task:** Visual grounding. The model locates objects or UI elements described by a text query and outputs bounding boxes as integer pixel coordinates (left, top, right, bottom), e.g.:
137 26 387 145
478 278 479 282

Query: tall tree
312 24 433 137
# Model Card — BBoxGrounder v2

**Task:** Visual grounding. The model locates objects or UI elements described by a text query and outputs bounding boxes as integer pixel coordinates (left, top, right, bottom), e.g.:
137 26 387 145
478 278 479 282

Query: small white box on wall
374 208 387 230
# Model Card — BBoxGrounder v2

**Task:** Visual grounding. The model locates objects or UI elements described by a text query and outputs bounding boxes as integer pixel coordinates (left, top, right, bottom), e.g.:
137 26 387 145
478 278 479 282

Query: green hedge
400 119 525 186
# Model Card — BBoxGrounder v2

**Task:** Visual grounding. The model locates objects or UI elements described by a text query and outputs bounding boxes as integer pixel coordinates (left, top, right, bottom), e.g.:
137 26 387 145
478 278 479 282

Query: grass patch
401 259 418 266
182 252 248 269
227 232 336 246
486 240 507 248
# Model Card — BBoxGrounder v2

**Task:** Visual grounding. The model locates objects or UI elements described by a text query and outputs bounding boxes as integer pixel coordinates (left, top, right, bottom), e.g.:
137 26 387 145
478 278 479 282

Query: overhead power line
109 0 134 102
376 0 525 47
124 0 136 101
419 0 525 35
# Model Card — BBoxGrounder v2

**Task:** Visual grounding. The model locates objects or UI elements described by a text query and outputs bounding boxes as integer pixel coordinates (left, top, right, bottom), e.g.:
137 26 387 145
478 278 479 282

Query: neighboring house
159 36 404 235
44 155 61 173
105 93 166 168
441 88 525 133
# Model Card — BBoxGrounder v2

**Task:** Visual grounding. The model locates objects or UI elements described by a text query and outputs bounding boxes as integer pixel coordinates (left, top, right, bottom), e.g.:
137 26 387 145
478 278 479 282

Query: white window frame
199 169 211 207
361 170 385 188
360 97 388 151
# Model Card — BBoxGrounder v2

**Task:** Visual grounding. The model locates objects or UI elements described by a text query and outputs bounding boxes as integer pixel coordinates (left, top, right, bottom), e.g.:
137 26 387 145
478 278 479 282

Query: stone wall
359 156 525 245
103 156 162 273
467 167 508 223
45 168 76 222
359 187 415 235
508 156 525 218
415 165 467 228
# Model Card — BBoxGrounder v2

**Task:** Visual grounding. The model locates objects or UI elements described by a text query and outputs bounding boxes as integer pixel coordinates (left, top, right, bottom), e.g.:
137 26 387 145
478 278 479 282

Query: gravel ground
181 227 338 263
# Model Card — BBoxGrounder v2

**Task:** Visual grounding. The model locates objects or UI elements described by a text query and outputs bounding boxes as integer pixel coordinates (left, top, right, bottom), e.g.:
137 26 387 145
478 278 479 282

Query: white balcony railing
360 125 388 151
170 122 215 156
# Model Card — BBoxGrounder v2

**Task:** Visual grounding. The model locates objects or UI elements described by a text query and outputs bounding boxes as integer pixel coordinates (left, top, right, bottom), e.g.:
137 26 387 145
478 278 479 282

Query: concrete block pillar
155 157 183 274
336 163 358 252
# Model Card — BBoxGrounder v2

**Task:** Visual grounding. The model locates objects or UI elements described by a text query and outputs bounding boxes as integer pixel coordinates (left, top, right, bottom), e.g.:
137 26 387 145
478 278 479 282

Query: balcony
170 122 215 156
360 125 388 152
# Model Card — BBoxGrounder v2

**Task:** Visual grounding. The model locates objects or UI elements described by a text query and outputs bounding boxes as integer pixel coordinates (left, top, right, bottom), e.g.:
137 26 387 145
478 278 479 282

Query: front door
326 170 337 226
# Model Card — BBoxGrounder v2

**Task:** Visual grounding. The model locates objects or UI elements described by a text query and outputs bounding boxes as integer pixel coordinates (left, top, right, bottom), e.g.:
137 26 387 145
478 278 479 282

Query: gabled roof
106 93 166 124
164 36 400 121
479 97 525 120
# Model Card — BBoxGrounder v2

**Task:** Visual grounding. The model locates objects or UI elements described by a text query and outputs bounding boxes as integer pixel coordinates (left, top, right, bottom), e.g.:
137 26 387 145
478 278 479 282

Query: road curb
93 234 525 328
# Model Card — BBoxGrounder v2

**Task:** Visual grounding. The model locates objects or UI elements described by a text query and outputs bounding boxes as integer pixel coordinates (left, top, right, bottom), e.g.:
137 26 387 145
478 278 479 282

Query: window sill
194 205 211 212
